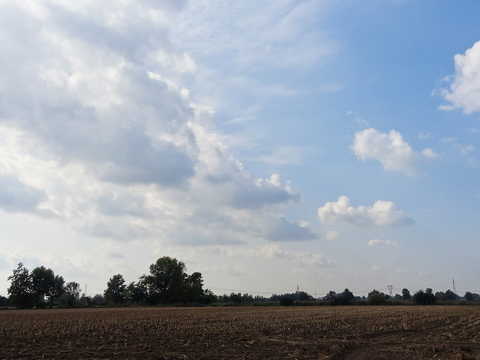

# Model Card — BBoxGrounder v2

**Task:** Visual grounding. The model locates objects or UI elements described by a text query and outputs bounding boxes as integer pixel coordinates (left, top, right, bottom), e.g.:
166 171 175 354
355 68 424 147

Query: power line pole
452 279 457 295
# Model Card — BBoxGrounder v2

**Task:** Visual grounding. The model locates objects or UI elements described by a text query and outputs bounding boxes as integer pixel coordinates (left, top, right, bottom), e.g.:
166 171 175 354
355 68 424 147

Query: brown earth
1 305 480 359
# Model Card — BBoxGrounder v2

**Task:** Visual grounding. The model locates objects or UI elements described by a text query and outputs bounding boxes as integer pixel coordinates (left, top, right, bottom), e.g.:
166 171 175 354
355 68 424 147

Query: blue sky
0 0 479 298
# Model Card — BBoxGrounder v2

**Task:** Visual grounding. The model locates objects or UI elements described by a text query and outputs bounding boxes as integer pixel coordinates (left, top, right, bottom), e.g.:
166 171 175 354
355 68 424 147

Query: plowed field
1 306 480 359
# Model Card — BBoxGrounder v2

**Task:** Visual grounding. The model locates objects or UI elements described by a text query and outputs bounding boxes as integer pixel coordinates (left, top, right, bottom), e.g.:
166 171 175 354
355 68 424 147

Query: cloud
251 244 334 268
323 230 339 241
0 0 305 247
0 175 48 214
418 131 432 140
318 196 414 227
367 239 399 247
457 144 475 155
439 40 480 113
440 137 458 144
352 128 437 175
421 148 439 159
263 216 319 242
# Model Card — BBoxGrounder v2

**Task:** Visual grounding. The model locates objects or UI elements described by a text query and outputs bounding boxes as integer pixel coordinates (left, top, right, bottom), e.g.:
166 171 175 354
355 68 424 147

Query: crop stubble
1 306 480 359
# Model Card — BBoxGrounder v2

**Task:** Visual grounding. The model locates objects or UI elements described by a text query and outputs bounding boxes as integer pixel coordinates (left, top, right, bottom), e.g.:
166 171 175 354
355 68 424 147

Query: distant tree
230 292 242 304
51 275 65 306
146 257 188 304
186 272 204 303
92 294 105 306
279 296 294 306
325 291 338 305
435 291 445 301
31 266 65 308
298 291 314 301
413 288 436 305
402 288 411 300
63 282 81 307
368 289 386 305
444 289 458 301
0 295 9 307
104 274 127 305
125 281 147 305
339 288 355 305
7 263 35 309
465 292 474 301
201 289 217 305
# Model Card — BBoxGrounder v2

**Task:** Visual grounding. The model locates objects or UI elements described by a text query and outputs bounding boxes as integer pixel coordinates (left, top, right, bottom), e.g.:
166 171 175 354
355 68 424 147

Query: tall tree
7 263 35 309
63 282 81 307
31 266 56 308
402 288 411 300
104 274 126 305
147 257 188 304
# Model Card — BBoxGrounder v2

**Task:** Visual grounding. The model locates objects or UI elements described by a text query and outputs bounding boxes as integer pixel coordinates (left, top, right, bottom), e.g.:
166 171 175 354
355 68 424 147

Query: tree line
2 256 479 309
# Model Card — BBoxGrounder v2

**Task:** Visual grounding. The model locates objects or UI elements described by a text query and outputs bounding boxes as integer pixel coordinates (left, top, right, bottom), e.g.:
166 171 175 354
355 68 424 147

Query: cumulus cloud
318 196 414 227
367 239 399 247
352 128 437 175
440 40 480 113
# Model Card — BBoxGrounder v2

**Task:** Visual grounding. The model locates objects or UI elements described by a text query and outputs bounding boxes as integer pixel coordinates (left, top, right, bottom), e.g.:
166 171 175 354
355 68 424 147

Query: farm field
1 306 480 359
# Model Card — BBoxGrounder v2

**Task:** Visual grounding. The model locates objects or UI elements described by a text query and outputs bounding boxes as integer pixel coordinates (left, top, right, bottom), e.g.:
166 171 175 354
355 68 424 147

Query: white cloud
352 128 437 175
242 243 334 268
367 239 399 247
354 118 370 129
0 0 306 248
418 131 432 140
263 216 319 242
457 144 475 155
318 196 414 227
421 148 439 159
323 230 339 241
440 137 458 144
440 40 480 113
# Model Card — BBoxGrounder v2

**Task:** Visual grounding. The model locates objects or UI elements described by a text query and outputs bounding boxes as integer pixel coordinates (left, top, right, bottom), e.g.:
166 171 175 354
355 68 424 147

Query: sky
1 0 480 298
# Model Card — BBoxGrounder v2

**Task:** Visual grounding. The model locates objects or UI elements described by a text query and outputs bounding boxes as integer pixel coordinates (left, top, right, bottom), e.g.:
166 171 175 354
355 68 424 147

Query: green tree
368 289 386 305
63 282 81 307
186 272 204 303
402 288 411 300
31 266 64 308
465 292 474 301
7 263 35 309
413 288 436 305
146 257 188 304
51 275 65 306
104 274 126 305
339 288 355 305
444 289 458 301
125 280 148 305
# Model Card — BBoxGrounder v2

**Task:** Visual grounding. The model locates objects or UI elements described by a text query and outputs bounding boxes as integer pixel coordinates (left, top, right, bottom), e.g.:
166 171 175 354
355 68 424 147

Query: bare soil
1 305 480 359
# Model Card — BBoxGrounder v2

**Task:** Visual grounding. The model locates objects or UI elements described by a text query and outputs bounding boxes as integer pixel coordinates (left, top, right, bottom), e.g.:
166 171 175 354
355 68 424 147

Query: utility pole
388 285 393 298
452 279 457 296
